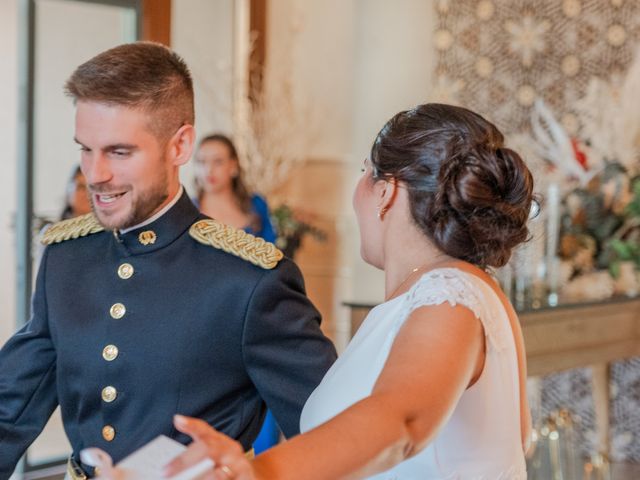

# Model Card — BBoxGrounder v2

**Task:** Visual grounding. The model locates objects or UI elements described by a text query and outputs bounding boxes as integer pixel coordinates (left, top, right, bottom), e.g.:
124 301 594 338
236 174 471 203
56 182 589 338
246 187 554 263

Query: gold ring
219 464 234 479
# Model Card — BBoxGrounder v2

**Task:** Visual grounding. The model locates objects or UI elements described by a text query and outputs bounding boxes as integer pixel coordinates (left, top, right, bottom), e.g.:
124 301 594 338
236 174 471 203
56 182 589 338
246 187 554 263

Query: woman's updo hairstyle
370 103 533 269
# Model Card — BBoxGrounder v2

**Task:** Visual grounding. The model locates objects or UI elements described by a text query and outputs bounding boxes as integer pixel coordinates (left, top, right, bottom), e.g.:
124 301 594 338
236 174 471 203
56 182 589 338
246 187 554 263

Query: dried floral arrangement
559 163 640 300
514 48 640 303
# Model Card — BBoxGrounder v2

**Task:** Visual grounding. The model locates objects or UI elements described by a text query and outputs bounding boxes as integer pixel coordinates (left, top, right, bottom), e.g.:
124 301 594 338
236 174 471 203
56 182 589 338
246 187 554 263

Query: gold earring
377 206 388 219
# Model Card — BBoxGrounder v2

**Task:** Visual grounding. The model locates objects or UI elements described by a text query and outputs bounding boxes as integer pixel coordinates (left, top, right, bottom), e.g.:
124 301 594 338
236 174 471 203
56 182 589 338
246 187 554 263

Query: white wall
0 0 18 345
349 0 436 302
266 0 436 304
268 0 358 161
171 0 235 197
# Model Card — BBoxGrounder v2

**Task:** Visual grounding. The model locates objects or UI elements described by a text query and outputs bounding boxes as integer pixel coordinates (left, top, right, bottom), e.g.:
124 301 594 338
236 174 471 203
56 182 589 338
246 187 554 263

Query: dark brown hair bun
370 103 534 268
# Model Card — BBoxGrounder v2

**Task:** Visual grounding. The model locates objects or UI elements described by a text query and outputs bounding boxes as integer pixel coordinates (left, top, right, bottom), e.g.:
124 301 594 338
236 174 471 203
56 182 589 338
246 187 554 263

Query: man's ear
168 124 195 167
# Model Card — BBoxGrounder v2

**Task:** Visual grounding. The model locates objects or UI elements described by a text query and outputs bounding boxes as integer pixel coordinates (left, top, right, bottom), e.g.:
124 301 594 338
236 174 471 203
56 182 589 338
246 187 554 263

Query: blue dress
244 195 276 243
192 194 276 243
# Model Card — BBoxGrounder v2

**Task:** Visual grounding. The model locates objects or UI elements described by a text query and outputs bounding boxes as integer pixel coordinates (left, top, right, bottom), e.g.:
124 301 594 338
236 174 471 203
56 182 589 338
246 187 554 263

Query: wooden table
344 296 640 456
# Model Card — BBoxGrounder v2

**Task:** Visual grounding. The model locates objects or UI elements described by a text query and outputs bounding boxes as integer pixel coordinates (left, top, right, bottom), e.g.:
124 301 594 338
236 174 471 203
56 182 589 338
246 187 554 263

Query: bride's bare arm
165 303 484 480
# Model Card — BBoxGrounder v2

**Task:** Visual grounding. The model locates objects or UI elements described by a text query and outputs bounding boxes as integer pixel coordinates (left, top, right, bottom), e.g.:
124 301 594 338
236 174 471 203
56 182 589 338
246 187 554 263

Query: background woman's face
69 171 92 217
195 140 239 194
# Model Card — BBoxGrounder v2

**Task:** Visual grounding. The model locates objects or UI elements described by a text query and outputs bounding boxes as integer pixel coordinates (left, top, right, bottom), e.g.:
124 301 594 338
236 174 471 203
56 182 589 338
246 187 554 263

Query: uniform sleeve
251 195 277 243
0 247 58 477
241 259 337 438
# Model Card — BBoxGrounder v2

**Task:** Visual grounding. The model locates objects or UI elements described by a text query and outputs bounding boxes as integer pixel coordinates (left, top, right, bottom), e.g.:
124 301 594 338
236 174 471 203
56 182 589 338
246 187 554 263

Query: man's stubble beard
91 166 170 231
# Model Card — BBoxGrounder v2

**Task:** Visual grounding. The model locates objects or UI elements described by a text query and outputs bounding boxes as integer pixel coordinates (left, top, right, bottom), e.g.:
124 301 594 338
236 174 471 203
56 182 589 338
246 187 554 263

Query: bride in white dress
163 103 534 479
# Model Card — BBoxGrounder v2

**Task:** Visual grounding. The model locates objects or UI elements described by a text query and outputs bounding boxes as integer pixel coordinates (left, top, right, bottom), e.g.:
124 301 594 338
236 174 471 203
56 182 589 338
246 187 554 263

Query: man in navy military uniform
0 42 337 479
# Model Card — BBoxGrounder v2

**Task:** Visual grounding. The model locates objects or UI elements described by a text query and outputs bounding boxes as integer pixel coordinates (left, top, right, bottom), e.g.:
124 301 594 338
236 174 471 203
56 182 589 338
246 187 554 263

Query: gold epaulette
41 213 105 245
189 219 283 270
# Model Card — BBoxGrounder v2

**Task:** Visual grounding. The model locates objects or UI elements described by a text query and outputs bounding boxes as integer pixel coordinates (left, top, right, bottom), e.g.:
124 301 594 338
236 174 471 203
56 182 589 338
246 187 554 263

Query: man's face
75 101 175 230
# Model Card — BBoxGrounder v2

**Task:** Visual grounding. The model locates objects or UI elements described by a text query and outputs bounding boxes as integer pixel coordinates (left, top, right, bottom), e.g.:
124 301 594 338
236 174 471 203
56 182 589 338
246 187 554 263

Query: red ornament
571 138 588 170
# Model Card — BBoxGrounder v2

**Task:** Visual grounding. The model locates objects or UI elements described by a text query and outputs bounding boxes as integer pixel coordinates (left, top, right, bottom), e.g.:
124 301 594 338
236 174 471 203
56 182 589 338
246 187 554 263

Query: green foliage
623 177 640 217
271 204 326 258
600 174 640 276
607 238 640 278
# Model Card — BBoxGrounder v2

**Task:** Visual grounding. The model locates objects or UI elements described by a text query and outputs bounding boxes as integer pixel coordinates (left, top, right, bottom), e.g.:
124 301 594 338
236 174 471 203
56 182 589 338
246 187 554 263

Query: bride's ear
377 178 398 219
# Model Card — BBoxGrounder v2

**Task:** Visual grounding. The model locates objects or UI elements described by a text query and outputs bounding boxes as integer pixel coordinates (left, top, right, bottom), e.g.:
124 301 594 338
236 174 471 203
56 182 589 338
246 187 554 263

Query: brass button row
100 262 136 443
100 263 134 443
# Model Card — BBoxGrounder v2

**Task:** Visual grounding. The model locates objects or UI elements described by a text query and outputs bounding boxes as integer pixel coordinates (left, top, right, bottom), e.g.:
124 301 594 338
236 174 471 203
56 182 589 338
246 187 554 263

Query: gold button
109 303 126 319
102 345 119 362
117 263 134 280
101 386 117 403
102 425 115 442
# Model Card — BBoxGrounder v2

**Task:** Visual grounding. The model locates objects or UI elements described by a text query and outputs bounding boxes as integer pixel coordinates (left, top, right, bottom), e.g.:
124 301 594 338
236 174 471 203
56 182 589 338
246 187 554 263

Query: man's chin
92 209 129 231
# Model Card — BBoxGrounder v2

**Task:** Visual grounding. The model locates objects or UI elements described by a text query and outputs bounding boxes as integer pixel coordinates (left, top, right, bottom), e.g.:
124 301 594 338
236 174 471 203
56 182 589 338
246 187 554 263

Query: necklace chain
387 258 452 300
387 265 427 300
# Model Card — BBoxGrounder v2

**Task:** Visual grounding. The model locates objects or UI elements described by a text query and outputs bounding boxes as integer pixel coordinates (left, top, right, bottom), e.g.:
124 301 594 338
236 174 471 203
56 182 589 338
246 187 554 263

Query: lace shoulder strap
397 268 509 351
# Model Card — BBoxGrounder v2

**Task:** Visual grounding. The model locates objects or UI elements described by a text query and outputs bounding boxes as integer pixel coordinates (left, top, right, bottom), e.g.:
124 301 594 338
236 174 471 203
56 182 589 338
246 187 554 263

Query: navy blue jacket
0 191 336 478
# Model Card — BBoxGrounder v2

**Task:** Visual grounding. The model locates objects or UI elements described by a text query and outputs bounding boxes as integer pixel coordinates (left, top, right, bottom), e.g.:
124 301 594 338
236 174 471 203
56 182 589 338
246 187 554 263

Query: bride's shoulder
408 267 485 309
401 266 511 351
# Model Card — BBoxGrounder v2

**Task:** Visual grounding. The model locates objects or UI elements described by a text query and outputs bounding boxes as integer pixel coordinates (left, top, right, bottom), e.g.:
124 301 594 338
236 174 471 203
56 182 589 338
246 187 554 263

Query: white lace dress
300 268 527 479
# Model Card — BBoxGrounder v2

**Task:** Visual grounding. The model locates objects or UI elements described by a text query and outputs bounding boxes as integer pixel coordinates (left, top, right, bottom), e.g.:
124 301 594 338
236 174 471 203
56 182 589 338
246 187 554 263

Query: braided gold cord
189 219 283 270
41 213 105 245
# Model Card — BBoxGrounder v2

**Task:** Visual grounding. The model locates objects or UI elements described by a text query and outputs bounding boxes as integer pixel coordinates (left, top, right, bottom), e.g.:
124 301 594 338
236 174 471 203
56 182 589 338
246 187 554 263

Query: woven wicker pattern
189 219 283 270
41 213 105 245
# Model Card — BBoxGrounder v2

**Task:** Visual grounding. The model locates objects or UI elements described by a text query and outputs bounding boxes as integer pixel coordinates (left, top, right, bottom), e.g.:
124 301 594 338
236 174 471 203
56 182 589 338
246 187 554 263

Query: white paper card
82 435 213 480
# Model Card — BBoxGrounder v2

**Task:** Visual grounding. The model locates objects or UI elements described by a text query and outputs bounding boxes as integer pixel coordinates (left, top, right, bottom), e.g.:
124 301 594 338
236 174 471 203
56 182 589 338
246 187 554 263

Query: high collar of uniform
113 190 201 256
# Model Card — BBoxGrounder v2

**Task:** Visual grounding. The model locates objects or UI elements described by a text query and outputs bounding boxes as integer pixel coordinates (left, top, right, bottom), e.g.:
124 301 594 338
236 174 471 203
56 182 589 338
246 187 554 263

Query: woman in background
61 165 92 220
194 134 276 243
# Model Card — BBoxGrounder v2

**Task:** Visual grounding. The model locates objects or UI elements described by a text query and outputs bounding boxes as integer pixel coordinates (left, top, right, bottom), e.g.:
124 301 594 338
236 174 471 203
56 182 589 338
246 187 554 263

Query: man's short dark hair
65 41 195 140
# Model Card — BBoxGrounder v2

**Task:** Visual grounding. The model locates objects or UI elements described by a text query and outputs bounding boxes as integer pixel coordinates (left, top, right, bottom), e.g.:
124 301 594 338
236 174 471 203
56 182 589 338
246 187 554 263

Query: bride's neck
382 228 452 300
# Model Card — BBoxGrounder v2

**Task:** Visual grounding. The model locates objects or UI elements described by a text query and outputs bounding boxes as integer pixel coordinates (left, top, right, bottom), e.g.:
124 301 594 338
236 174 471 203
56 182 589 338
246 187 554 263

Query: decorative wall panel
433 0 640 134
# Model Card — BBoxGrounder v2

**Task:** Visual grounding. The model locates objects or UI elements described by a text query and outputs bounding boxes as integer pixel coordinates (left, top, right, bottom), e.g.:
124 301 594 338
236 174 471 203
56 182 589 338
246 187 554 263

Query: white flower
505 15 550 67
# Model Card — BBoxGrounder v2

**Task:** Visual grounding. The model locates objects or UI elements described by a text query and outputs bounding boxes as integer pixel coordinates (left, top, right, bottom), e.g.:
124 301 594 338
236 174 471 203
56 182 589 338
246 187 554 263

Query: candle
546 183 561 304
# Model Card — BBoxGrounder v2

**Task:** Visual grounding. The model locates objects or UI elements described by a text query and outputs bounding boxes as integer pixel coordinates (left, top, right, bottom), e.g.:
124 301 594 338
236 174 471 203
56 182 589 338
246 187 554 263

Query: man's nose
83 154 113 186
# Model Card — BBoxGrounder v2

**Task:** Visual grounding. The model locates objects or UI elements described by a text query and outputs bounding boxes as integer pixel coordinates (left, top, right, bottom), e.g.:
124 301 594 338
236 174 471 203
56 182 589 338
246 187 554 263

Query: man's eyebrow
72 139 138 151
104 144 138 151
